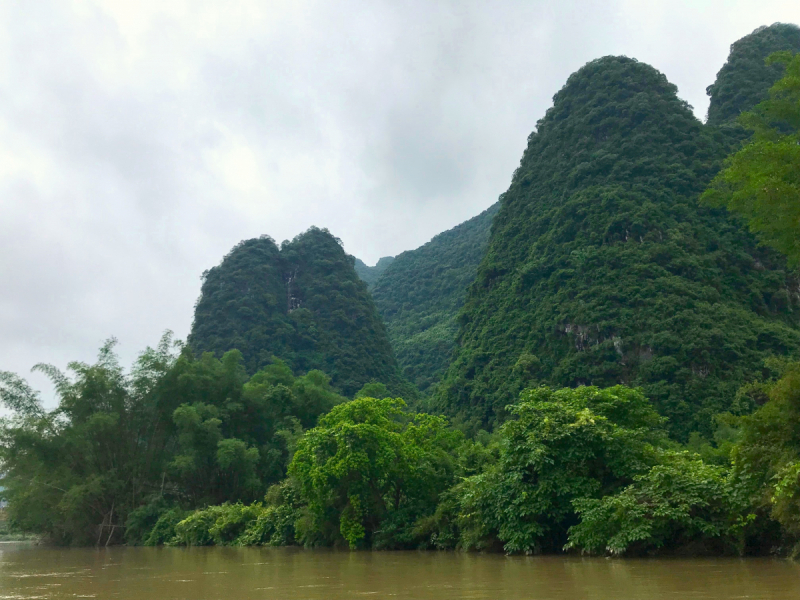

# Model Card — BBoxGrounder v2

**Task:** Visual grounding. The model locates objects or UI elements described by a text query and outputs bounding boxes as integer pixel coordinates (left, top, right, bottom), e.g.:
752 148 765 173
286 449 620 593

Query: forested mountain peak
436 53 800 437
706 23 800 126
189 227 411 397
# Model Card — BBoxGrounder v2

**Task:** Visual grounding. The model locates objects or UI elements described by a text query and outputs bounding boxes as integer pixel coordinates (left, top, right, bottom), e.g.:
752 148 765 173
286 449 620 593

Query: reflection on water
2 543 800 600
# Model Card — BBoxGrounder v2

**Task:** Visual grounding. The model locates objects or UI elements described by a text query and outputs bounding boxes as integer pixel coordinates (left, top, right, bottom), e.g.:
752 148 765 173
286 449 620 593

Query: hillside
435 54 800 439
189 228 411 397
368 203 499 393
354 256 395 287
706 23 800 127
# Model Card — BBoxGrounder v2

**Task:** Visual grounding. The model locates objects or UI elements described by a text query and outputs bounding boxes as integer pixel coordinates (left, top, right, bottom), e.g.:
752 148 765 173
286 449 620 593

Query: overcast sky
2 0 800 403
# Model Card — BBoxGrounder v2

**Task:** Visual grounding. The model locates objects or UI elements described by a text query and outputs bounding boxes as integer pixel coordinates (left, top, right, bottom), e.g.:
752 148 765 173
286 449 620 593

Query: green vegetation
436 52 800 439
289 396 464 549
4 24 800 559
706 23 800 127
703 51 800 266
450 386 665 553
0 512 38 542
0 336 343 545
4 338 800 555
354 256 395 287
370 204 499 393
567 451 744 555
730 359 800 556
189 227 411 398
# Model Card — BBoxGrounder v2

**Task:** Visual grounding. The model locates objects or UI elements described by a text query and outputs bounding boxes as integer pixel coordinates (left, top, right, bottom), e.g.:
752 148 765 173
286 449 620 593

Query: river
2 543 800 599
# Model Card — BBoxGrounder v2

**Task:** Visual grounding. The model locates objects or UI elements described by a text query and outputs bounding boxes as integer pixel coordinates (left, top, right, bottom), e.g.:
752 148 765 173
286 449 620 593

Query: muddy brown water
2 543 800 599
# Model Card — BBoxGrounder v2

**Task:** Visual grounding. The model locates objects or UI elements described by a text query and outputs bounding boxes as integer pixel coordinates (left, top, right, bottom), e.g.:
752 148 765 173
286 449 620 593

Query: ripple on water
1 548 800 600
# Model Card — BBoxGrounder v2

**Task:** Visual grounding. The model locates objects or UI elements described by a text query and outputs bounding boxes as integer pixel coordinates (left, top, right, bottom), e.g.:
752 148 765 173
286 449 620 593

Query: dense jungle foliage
189 227 411 398
8 345 800 556
368 203 499 393
0 336 347 545
354 256 395 287
3 26 800 558
435 44 800 440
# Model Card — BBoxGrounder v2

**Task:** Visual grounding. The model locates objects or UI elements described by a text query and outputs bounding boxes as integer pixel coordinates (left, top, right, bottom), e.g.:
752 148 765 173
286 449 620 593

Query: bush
567 451 747 555
172 503 265 546
289 397 464 549
454 385 666 553
144 508 188 546
125 498 179 545
237 505 297 546
237 480 303 546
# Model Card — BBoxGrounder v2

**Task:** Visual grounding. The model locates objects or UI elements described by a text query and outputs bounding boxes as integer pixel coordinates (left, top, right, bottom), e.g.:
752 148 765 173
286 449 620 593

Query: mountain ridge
367 202 500 392
189 227 412 398
434 48 800 438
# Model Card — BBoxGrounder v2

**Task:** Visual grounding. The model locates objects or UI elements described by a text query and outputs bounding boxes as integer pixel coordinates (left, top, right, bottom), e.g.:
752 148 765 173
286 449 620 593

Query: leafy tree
437 55 800 439
0 336 344 545
289 396 463 549
455 385 665 553
355 381 390 398
567 450 746 555
702 51 800 266
730 359 800 555
0 335 182 545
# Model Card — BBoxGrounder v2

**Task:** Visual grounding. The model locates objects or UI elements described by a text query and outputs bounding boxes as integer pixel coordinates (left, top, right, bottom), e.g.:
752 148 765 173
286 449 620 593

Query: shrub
567 451 747 555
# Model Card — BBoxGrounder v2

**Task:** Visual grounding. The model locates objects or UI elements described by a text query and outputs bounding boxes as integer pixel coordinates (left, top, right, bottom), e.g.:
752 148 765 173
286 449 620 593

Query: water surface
2 543 799 599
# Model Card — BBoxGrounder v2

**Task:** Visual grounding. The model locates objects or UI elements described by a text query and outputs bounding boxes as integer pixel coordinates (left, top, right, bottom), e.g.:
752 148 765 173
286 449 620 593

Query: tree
0 336 344 545
730 359 800 555
0 335 181 545
289 397 462 549
455 385 666 553
566 450 746 556
702 51 800 266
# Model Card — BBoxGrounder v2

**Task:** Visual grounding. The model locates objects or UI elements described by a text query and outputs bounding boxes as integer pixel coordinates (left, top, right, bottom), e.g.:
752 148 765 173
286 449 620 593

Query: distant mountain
354 256 395 288
189 228 413 398
706 23 800 127
435 52 800 438
368 204 499 393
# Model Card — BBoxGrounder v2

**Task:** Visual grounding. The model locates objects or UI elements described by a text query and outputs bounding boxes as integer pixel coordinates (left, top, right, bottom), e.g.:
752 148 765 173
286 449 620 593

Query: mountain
435 54 800 439
354 256 395 287
189 228 412 398
368 203 499 393
706 23 800 127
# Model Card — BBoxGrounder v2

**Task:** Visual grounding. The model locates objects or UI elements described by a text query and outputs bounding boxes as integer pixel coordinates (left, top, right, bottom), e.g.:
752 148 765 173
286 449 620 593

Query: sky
2 0 800 404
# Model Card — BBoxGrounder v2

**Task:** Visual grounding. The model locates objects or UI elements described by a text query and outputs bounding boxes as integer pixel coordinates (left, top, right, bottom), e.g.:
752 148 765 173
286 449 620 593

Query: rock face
369 203 499 393
189 228 411 398
435 55 800 438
